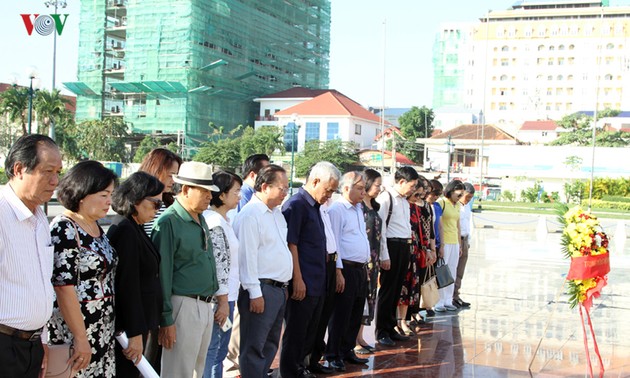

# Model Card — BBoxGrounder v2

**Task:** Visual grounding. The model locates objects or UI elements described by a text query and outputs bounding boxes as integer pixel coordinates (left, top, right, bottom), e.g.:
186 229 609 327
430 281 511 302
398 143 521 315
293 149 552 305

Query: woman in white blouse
202 171 242 378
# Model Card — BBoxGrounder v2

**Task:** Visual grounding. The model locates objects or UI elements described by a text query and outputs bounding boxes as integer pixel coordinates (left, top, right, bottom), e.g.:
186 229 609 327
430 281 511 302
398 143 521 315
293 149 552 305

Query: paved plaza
292 216 630 377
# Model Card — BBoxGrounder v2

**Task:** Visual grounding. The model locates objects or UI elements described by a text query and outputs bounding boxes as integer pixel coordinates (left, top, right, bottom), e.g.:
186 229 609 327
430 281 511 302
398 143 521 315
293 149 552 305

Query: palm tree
0 87 29 135
34 89 70 137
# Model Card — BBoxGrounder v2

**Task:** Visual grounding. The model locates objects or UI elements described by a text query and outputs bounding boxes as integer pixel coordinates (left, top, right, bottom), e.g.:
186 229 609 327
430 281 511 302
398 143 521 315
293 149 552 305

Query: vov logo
20 14 69 36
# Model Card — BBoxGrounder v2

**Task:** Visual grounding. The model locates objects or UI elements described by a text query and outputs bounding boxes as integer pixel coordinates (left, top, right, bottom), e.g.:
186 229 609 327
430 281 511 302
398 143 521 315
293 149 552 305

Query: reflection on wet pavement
279 226 630 377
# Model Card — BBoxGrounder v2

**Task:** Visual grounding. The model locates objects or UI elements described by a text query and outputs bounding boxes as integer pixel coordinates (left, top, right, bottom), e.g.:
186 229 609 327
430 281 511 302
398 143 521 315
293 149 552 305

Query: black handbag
435 258 454 288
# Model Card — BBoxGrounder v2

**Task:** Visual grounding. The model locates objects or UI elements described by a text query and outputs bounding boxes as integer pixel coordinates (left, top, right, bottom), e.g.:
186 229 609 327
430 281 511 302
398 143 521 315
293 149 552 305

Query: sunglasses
145 197 163 210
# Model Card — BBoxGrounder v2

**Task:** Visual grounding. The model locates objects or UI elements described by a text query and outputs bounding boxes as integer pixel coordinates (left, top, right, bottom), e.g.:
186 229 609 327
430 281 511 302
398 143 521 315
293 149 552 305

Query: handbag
435 258 454 289
46 344 74 378
420 264 439 308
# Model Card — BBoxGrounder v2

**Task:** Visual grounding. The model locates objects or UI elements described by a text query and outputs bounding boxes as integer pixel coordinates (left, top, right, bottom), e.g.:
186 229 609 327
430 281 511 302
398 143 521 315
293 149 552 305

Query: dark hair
57 161 119 212
463 182 476 194
254 164 286 192
111 172 165 217
394 166 419 183
430 179 443 195
444 179 465 198
210 171 243 208
420 176 431 190
138 148 183 206
5 134 58 180
364 168 382 211
242 154 270 177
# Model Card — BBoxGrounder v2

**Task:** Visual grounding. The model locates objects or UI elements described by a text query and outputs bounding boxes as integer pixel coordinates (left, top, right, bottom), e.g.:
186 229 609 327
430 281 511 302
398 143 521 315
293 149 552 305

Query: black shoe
377 336 395 347
298 369 317 378
390 332 410 341
308 363 333 374
328 359 346 372
344 352 369 365
454 298 471 308
426 309 436 317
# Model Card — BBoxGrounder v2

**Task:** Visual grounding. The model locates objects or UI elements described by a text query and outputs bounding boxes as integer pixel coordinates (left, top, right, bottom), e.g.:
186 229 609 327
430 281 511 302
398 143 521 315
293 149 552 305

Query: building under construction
64 0 330 156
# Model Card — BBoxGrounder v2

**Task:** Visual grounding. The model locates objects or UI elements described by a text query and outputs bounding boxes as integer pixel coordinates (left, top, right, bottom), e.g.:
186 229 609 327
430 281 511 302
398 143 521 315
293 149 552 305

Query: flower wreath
557 205 610 378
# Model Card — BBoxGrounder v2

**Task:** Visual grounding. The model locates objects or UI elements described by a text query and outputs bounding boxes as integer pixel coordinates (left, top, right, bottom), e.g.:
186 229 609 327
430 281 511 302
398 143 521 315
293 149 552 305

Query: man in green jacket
152 162 222 377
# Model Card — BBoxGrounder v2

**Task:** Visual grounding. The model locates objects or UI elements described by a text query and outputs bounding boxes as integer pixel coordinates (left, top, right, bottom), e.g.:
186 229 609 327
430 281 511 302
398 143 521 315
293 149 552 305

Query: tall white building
434 0 630 135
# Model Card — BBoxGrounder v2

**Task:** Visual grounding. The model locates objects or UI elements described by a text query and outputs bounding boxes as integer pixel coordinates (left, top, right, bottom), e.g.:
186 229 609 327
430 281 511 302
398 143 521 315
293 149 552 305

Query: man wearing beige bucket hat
151 161 222 376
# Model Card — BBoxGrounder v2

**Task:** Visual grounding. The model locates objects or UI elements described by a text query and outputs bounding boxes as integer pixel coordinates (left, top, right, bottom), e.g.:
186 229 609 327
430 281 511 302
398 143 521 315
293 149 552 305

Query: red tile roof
385 151 415 165
275 91 385 124
520 120 558 131
374 127 402 141
430 124 516 141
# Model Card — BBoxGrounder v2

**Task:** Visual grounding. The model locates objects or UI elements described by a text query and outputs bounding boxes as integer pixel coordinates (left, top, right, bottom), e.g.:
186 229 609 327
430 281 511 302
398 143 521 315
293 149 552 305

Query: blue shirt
238 182 255 212
432 202 443 249
328 197 370 264
282 188 327 297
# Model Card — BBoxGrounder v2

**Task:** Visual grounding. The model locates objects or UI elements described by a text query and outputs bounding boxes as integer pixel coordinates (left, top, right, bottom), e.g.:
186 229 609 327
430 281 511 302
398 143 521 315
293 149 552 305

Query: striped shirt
143 204 166 236
0 184 55 336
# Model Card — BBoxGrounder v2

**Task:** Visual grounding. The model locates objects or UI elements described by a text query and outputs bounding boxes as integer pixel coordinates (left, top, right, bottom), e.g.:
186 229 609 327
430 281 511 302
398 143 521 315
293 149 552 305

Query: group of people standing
0 134 476 378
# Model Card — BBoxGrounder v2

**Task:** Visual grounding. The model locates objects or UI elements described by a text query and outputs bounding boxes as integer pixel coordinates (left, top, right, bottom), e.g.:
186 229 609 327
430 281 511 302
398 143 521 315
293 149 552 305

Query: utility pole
446 135 454 182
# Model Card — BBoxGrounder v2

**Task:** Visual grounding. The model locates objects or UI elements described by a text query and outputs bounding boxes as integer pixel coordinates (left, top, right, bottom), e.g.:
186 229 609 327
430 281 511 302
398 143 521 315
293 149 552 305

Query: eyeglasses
145 197 163 210
271 185 290 194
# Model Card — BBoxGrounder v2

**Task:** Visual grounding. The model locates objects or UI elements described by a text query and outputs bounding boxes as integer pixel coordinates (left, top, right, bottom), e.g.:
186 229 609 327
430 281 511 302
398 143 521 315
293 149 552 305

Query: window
607 43 614 50
305 122 320 141
605 74 613 81
538 45 545 51
557 75 563 81
500 75 508 81
501 45 509 52
559 45 565 50
326 122 339 140
355 124 362 135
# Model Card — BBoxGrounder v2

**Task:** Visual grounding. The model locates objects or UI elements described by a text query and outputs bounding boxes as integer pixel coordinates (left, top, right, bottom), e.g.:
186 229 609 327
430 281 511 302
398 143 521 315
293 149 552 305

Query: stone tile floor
273 226 630 377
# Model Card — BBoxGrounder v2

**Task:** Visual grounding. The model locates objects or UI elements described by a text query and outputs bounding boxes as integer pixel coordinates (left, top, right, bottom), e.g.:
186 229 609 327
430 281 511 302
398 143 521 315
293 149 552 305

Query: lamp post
45 0 67 140
27 74 37 134
288 113 300 196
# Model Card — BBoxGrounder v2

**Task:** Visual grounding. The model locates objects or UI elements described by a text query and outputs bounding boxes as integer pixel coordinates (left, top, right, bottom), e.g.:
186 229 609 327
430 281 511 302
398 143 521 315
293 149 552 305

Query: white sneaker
445 304 458 311
434 306 446 312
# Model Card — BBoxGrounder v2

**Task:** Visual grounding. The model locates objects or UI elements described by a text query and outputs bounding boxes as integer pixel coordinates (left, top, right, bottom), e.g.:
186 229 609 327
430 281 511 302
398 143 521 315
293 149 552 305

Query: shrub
0 169 6 185
601 195 630 203
501 190 515 202
583 199 630 211
521 181 543 203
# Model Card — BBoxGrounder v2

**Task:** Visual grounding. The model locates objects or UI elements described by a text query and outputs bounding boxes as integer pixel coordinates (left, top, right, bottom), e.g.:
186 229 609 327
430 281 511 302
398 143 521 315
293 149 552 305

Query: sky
3 1 630 110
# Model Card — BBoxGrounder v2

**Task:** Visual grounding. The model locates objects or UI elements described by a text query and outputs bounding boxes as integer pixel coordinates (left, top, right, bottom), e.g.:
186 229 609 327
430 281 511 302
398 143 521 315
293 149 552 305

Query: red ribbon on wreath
567 253 609 378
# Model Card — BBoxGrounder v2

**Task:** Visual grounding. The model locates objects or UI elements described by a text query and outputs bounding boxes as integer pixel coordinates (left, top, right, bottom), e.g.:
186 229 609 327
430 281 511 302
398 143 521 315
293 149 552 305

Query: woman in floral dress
48 161 118 377
355 169 382 354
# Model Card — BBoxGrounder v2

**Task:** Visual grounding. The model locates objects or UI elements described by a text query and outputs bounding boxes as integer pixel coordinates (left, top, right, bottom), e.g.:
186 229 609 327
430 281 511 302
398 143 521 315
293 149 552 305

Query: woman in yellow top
434 180 465 312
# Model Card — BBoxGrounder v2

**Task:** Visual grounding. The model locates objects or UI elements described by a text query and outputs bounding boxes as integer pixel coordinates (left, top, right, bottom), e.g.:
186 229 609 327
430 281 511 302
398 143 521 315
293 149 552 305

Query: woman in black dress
108 172 165 376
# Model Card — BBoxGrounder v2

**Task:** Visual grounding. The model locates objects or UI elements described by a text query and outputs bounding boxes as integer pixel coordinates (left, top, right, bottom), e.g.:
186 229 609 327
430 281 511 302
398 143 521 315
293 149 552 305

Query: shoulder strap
386 191 393 227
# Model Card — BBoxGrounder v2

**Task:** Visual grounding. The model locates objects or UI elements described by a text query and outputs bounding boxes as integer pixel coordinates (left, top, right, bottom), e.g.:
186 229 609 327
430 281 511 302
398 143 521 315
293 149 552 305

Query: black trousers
115 329 161 377
308 257 337 366
0 333 44 378
375 239 412 339
280 294 324 378
326 264 367 360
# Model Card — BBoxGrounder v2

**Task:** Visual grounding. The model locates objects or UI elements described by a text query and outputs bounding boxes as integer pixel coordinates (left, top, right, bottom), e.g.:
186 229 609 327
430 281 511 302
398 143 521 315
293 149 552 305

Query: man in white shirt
325 172 371 371
454 182 475 308
375 166 419 347
0 134 63 378
233 165 293 377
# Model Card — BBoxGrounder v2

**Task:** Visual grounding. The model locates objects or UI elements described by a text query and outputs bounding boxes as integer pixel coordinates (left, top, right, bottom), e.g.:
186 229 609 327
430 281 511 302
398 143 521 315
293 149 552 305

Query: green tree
71 118 130 162
239 126 285 160
294 140 359 177
0 86 29 135
550 110 630 146
398 106 434 139
34 89 70 137
384 132 421 163
194 138 241 170
133 135 161 163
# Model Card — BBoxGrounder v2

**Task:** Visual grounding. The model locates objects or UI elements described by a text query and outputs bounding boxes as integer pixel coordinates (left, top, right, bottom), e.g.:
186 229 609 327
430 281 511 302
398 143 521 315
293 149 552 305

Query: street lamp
287 113 300 196
26 71 39 135
11 69 40 134
45 0 67 141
